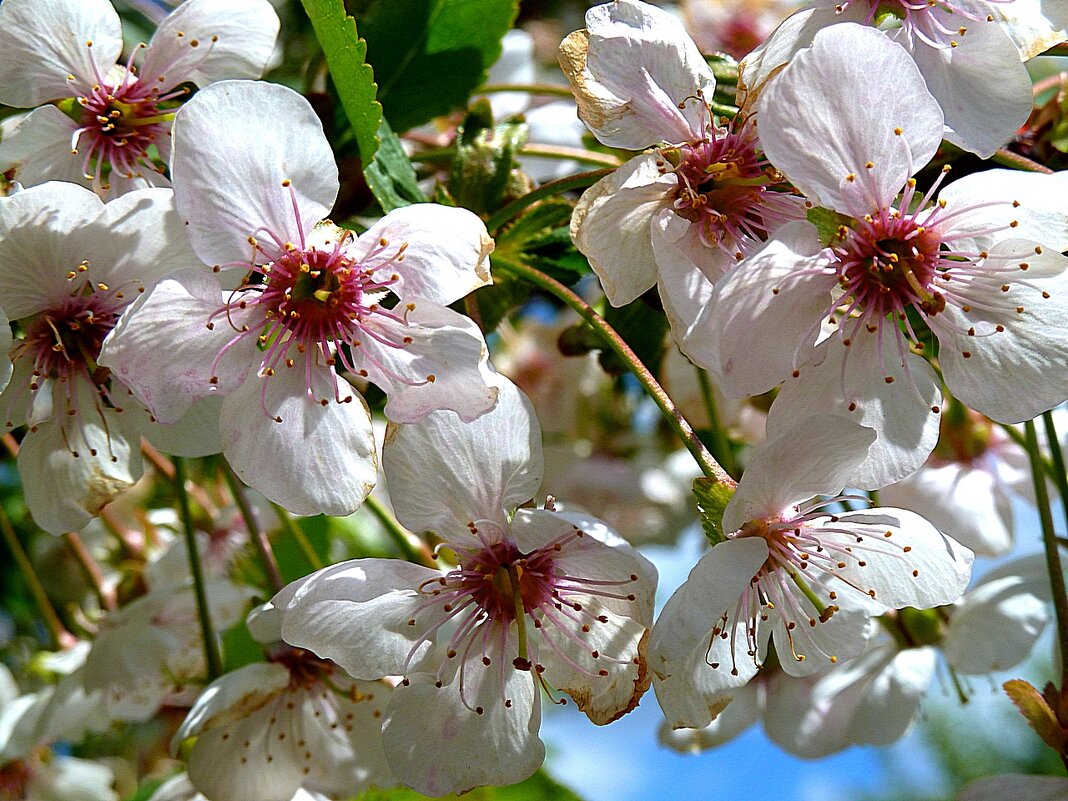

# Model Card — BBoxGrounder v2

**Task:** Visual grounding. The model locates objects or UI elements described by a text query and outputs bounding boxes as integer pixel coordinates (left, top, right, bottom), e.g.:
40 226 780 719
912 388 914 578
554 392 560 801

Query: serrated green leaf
358 0 519 133
301 0 382 163
692 476 734 545
364 117 428 211
806 205 851 246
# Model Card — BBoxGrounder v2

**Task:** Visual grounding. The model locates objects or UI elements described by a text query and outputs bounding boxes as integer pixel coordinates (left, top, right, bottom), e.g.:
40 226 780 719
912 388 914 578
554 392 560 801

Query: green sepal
692 476 734 546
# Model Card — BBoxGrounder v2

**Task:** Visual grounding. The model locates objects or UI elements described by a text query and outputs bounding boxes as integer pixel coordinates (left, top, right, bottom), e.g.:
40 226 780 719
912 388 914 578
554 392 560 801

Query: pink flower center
661 118 802 271
209 221 428 417
404 522 642 712
0 759 31 800
833 0 1006 48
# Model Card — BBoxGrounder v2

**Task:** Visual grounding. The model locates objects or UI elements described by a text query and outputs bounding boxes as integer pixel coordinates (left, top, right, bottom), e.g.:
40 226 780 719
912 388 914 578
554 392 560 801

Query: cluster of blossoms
2 0 1068 799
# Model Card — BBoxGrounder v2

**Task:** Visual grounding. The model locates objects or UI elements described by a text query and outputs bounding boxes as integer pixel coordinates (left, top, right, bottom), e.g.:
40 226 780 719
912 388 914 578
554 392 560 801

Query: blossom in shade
649 414 972 729
272 375 657 796
0 181 205 534
99 80 498 516
739 0 1038 157
695 23 1068 489
559 0 805 355
173 604 395 801
0 0 279 197
147 774 327 801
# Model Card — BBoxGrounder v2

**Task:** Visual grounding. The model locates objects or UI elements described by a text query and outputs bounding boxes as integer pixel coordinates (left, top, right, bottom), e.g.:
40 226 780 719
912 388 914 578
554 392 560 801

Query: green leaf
301 0 382 163
358 0 520 133
692 476 734 545
300 0 425 211
364 117 428 211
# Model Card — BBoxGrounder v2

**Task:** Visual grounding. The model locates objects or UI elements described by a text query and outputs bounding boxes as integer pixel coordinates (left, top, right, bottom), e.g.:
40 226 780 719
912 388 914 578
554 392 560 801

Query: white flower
272 376 657 796
739 0 1036 157
696 23 1068 488
560 0 805 356
0 181 204 533
99 80 498 516
649 414 973 729
173 605 394 801
148 774 327 801
0 0 280 197
82 579 255 721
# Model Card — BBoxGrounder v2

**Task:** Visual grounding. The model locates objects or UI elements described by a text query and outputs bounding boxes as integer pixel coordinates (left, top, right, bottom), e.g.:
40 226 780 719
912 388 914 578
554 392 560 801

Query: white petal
171 81 338 266
756 23 943 214
273 559 441 680
825 508 974 609
0 0 122 106
140 0 280 88
383 648 543 796
935 169 1068 252
657 680 762 752
765 329 942 490
994 0 1068 58
100 271 259 424
930 240 1068 423
0 182 107 318
691 220 836 395
570 154 674 306
880 462 1015 557
19 386 143 534
559 0 716 149
382 373 538 538
649 539 767 727
769 601 874 677
723 414 876 533
175 662 290 744
356 204 493 306
904 23 1032 158
0 106 85 191
358 302 498 424
220 367 376 516
763 642 935 757
944 556 1051 673
141 396 222 458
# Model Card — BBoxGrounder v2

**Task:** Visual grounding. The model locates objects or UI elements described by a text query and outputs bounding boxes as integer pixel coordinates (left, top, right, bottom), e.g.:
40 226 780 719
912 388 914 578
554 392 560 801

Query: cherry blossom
0 0 279 197
739 0 1038 157
649 414 972 729
0 181 206 534
271 376 657 795
560 0 804 355
695 23 1068 488
147 774 327 801
99 80 498 516
173 605 394 801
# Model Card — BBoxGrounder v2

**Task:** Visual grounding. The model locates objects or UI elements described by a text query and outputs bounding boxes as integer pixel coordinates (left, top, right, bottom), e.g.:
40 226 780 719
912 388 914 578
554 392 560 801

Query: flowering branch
497 257 735 486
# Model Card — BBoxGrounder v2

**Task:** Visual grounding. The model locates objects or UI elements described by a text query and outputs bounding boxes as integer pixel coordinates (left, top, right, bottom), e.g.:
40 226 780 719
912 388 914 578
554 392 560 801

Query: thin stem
272 503 323 571
497 257 734 487
142 440 218 516
64 532 116 611
478 82 576 98
695 366 738 479
222 466 283 593
1044 411 1068 551
486 168 615 233
0 505 75 649
363 495 435 567
991 148 1053 174
1024 420 1068 679
173 457 222 681
517 143 622 167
